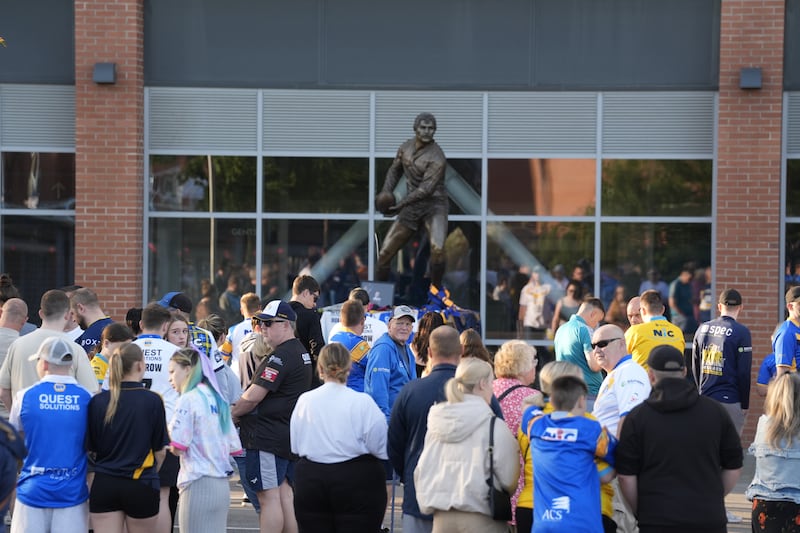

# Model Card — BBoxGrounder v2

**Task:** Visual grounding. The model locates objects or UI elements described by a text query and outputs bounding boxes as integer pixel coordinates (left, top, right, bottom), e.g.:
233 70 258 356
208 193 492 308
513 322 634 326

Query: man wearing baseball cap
364 304 417 531
616 345 743 532
9 336 92 533
774 286 800 376
691 289 753 436
231 300 313 533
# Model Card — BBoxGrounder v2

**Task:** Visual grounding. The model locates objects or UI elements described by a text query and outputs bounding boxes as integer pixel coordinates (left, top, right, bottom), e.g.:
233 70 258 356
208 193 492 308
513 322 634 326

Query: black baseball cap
718 289 742 306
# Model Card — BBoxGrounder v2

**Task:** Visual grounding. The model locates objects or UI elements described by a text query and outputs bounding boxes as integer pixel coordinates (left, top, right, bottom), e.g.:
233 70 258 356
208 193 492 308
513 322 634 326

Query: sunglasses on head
591 337 623 350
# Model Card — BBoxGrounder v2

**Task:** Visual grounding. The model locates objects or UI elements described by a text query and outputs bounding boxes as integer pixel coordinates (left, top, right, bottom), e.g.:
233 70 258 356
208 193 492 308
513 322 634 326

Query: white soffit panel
488 92 597 154
602 92 715 156
263 90 370 152
375 92 483 153
149 88 258 151
1 85 75 149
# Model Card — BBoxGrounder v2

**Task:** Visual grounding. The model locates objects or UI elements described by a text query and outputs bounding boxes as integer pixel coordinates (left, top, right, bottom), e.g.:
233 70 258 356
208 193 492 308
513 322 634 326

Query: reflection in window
486 221 594 341
785 224 800 288
148 218 257 312
599 222 711 313
2 152 75 209
263 219 369 307
373 220 483 310
375 158 482 216
787 160 800 217
149 155 256 212
487 159 595 216
264 158 368 213
601 160 712 216
3 214 74 315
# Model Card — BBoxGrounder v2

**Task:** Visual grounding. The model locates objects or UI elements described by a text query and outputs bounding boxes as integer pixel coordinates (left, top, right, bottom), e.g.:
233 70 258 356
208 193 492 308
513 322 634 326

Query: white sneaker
726 510 743 523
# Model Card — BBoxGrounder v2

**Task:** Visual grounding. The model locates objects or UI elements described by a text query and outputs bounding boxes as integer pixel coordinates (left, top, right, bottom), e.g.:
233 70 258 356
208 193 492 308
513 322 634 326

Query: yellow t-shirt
517 403 613 518
625 318 686 370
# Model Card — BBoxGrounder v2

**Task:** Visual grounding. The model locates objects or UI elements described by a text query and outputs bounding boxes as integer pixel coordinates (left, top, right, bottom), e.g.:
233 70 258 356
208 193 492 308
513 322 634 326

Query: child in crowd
528 375 616 533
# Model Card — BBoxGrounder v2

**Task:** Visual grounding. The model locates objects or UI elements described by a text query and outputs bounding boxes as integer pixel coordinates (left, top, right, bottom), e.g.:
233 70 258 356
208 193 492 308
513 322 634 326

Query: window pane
375 158 482 216
486 221 594 340
263 219 369 307
488 159 595 216
601 160 712 216
148 218 257 316
263 157 368 213
3 214 74 317
3 152 75 209
149 155 256 212
786 223 800 289
373 220 483 311
600 222 711 333
787 160 800 217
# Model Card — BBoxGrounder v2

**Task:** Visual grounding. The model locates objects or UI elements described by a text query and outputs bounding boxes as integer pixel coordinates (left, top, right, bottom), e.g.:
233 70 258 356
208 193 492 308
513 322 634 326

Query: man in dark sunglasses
232 299 313 533
590 324 650 533
289 275 325 389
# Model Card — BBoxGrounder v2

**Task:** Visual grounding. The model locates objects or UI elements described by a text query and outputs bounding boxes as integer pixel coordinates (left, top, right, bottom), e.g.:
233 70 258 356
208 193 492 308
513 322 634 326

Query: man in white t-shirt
227 293 261 379
591 323 650 533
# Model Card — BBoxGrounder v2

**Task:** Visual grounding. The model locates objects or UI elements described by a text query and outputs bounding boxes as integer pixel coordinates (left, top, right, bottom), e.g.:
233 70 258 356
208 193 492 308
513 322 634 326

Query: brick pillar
74 1 144 319
717 0 785 444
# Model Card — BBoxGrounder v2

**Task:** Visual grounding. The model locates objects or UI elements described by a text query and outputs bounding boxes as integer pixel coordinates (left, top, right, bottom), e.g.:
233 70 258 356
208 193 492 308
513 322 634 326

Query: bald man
626 297 642 327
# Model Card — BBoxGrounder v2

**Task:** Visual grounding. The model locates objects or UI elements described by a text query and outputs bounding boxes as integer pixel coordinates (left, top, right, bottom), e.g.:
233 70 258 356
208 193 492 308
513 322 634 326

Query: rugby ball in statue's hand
375 191 396 214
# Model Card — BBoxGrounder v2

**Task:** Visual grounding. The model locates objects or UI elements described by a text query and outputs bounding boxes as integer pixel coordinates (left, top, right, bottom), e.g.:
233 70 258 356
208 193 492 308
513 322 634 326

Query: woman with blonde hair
168 347 242 533
87 342 170 533
164 312 189 348
290 342 388 532
492 340 542 528
415 357 519 532
747 373 800 531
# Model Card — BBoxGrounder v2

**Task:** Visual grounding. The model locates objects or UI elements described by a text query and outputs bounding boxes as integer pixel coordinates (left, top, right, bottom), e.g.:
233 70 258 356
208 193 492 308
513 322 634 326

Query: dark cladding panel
145 0 320 87
323 0 532 87
533 0 719 89
0 0 74 84
787 0 800 90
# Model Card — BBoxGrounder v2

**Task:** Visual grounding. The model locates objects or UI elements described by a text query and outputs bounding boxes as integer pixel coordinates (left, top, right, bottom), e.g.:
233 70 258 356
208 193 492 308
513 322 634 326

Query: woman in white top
415 357 519 533
168 347 242 533
290 342 388 533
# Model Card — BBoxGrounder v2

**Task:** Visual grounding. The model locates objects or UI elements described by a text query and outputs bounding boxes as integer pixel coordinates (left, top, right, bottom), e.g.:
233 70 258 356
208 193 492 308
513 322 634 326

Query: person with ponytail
87 342 170 533
89 322 135 388
290 342 388 532
167 347 242 533
414 357 519 532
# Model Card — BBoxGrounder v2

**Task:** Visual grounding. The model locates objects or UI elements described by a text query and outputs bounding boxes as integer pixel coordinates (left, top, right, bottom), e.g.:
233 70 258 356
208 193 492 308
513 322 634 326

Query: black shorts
158 450 179 487
90 472 160 518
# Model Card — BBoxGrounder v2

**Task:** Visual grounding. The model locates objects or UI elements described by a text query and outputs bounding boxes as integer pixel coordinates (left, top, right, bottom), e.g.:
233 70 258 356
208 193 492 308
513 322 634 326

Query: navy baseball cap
256 300 297 322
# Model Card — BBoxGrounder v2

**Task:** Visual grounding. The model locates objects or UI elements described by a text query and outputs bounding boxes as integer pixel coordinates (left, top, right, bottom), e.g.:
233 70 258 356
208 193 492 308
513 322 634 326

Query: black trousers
294 454 387 533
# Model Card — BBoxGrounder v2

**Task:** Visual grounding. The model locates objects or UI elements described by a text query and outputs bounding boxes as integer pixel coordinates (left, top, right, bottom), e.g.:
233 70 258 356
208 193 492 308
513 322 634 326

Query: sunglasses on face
591 337 623 350
252 318 286 328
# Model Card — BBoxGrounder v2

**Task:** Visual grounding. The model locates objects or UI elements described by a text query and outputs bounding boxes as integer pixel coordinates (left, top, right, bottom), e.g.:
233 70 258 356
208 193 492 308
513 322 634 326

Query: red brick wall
74 1 144 320
717 0 785 444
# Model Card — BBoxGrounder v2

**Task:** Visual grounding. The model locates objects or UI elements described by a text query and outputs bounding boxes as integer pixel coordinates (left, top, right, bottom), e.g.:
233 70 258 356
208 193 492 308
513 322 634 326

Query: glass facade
0 152 76 317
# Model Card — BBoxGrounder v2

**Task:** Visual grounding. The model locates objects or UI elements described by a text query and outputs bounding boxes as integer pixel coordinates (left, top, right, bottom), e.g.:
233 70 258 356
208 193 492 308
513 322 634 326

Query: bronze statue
375 112 448 292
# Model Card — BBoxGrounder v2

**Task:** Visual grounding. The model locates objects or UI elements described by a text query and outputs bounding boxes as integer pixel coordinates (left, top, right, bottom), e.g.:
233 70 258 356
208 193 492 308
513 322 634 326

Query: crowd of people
0 267 796 533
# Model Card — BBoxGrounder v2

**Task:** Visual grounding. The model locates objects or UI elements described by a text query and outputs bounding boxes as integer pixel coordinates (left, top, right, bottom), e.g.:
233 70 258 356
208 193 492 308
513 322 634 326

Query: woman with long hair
168 347 242 533
197 314 242 405
290 343 388 532
551 279 584 335
411 311 445 377
459 328 493 366
747 373 800 531
87 343 170 533
415 358 519 532
89 322 136 388
164 313 189 348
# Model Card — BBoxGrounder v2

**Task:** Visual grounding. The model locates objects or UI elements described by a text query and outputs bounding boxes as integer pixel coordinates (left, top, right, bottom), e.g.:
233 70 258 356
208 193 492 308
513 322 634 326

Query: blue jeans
234 453 261 513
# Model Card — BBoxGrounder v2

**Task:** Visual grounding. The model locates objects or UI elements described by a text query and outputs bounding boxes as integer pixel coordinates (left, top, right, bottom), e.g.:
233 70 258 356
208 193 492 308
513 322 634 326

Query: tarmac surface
222 452 757 532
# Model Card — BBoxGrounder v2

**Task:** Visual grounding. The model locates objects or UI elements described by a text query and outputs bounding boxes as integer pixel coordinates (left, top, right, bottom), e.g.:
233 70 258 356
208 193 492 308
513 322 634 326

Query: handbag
487 416 513 521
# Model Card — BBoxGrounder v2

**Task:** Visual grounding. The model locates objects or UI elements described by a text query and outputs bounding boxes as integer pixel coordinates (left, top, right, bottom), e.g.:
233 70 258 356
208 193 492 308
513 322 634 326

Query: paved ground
223 453 756 532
